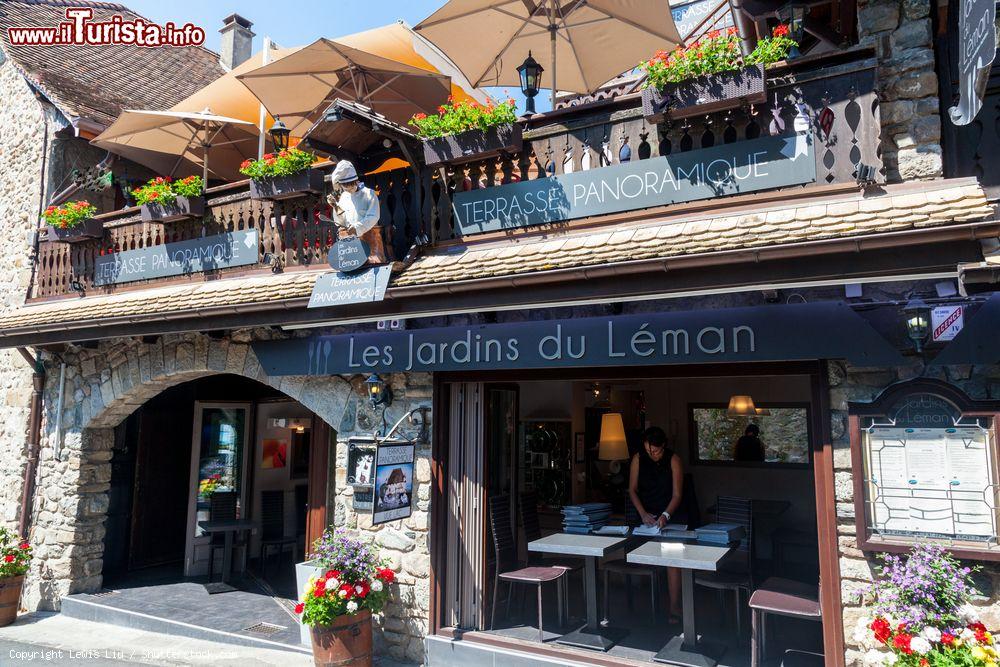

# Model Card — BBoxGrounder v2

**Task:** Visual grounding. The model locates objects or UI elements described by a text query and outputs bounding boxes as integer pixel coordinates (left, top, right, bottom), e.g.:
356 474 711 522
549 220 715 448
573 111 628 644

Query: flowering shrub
0 527 31 578
198 474 221 500
131 175 204 206
640 25 797 89
239 148 315 181
296 529 395 627
408 97 518 139
854 543 995 665
42 200 96 229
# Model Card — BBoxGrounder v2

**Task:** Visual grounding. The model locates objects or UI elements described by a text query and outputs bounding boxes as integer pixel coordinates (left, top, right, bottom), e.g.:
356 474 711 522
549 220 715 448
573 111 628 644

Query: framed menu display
372 442 416 525
852 380 1000 554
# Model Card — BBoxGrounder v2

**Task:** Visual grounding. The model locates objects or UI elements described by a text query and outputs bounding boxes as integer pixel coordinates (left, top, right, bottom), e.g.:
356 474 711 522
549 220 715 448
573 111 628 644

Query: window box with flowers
133 175 205 223
410 97 522 167
0 527 32 628
295 530 395 665
43 200 102 243
241 148 323 201
640 25 796 124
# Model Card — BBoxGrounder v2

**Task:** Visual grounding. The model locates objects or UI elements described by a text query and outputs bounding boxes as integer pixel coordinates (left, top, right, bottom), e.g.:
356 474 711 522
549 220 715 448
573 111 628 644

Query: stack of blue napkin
561 503 612 534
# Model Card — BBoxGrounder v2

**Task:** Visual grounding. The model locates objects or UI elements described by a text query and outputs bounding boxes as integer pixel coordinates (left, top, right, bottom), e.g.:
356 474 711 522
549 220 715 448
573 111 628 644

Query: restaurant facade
2 0 1000 665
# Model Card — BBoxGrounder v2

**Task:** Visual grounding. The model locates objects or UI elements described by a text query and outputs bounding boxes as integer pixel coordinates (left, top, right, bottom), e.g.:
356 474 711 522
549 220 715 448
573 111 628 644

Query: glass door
184 402 251 576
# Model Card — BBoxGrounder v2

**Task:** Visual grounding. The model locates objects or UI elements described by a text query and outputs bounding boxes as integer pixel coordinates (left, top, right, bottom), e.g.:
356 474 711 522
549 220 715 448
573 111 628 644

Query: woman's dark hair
642 426 668 448
745 424 760 437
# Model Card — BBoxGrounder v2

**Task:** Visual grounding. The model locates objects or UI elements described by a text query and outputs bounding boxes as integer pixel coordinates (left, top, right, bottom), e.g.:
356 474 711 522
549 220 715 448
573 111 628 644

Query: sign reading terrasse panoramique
93 230 259 286
451 131 816 236
252 302 902 376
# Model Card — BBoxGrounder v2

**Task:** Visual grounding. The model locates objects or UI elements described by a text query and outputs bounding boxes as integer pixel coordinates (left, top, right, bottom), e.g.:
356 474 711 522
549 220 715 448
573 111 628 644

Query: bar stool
748 577 822 667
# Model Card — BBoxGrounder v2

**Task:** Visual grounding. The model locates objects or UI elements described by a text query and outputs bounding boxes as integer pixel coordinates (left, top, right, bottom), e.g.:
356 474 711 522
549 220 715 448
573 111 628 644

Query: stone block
840 556 875 581
891 19 931 50
859 2 899 34
890 71 937 100
897 143 943 179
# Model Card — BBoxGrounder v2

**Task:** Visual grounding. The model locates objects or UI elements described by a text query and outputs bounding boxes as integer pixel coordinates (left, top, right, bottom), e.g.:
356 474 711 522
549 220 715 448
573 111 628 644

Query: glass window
194 407 247 538
689 404 811 465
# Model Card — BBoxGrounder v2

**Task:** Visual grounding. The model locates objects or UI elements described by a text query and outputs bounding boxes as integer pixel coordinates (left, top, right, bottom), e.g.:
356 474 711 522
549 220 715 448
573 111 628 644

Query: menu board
866 426 995 540
372 443 415 525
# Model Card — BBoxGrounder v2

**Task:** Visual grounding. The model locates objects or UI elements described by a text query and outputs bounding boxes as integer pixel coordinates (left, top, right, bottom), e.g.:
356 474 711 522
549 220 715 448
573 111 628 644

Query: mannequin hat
332 160 359 184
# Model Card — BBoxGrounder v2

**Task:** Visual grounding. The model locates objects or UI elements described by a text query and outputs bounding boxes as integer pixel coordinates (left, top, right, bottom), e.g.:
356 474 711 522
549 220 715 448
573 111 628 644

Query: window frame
686 401 814 469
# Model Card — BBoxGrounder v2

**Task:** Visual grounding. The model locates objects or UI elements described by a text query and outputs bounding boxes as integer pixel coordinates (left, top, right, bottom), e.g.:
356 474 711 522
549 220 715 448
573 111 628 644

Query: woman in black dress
628 426 685 622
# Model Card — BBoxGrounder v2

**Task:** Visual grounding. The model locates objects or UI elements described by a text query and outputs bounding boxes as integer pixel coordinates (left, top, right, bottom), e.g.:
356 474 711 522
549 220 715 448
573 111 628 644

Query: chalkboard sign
328 237 370 273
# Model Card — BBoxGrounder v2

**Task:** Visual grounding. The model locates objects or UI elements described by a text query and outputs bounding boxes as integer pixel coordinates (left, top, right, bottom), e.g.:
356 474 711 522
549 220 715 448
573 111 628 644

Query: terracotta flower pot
0 575 25 627
309 609 372 667
422 123 523 167
641 64 767 123
47 218 104 243
140 195 204 223
249 170 325 201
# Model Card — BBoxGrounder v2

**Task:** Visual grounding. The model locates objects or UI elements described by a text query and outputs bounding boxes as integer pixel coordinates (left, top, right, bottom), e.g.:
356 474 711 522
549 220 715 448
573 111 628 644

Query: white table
628 540 733 667
528 533 629 651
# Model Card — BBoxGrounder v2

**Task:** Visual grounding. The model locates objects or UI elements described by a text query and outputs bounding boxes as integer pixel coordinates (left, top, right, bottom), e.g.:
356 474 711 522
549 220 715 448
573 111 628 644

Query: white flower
338 589 348 598
910 637 931 655
884 653 898 666
346 600 359 613
355 584 365 595
921 626 941 643
371 580 383 592
329 578 340 589
960 627 976 642
863 649 893 666
853 617 876 650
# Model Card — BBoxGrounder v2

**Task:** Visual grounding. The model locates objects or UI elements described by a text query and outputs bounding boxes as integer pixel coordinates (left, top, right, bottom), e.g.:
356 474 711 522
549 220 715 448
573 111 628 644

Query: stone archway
22 333 353 611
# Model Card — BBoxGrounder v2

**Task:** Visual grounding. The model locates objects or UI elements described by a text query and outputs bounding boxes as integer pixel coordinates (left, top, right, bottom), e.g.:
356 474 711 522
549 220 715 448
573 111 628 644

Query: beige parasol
92 108 259 183
236 38 452 136
415 0 683 103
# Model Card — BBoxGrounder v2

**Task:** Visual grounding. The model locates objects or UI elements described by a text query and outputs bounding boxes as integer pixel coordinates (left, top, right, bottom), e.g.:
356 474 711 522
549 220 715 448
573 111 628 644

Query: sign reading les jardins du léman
93 230 260 286
252 302 903 376
451 131 816 236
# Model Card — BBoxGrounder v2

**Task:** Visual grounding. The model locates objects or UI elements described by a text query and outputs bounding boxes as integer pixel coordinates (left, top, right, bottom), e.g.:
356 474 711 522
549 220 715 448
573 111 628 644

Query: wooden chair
259 490 298 573
488 494 567 642
694 496 754 636
206 491 238 579
748 577 822 667
519 491 577 626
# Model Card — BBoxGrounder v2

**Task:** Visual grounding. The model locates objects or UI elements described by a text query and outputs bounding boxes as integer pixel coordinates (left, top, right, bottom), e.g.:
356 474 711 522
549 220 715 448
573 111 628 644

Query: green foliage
239 148 315 181
41 200 96 229
409 97 518 139
131 175 203 206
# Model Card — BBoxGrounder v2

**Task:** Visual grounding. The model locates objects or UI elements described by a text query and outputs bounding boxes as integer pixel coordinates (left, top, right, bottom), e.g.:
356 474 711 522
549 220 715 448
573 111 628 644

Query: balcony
31 53 880 302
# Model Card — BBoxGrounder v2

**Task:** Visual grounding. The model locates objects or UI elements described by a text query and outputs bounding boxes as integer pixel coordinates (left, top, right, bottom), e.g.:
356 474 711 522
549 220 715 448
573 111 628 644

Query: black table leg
555 556 627 652
203 529 238 594
653 568 726 667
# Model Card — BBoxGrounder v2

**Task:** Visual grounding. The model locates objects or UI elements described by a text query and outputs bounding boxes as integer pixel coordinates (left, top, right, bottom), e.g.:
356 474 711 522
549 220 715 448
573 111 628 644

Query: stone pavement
0 612 420 666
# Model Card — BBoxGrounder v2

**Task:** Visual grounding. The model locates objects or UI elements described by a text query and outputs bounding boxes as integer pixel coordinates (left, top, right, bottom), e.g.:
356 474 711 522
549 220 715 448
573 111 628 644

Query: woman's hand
657 514 668 529
641 512 657 526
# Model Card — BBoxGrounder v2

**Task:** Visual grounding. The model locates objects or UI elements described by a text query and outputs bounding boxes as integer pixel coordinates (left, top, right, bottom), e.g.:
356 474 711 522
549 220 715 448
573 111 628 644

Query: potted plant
295 529 394 666
640 25 797 123
0 528 32 627
133 175 205 223
240 148 323 200
42 200 102 243
410 97 522 167
853 543 998 665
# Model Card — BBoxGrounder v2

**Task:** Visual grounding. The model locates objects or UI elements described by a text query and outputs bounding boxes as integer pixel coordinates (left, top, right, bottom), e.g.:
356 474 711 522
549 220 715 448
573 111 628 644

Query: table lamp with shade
727 395 758 417
598 413 630 508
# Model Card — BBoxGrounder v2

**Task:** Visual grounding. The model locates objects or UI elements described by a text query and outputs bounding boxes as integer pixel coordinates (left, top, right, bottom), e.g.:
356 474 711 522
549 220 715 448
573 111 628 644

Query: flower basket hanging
43 201 103 243
241 149 324 201
641 64 766 123
134 176 205 222
410 98 522 167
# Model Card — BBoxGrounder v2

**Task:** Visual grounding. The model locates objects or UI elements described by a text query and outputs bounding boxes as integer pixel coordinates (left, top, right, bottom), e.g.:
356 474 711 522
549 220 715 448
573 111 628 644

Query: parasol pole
548 0 557 106
258 36 272 159
202 122 210 185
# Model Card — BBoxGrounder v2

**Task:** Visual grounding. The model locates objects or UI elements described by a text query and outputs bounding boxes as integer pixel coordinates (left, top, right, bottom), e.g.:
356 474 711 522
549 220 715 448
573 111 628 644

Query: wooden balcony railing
31 56 880 301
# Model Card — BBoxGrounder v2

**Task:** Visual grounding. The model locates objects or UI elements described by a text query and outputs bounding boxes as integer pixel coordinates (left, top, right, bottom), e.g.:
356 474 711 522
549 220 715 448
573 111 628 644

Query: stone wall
831 360 1000 665
19 331 433 663
858 0 943 181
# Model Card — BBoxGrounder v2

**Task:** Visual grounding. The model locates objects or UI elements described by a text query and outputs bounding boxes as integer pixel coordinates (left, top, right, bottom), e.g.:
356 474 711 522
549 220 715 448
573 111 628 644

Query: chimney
219 14 254 70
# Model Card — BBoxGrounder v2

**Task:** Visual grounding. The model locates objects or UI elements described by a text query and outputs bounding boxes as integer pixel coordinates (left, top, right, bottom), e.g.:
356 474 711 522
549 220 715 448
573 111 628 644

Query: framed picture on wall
574 432 585 464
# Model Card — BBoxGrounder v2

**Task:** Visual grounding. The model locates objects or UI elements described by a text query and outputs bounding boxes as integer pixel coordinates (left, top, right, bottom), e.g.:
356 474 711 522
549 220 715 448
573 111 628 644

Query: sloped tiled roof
0 0 224 128
0 179 992 334
393 181 994 286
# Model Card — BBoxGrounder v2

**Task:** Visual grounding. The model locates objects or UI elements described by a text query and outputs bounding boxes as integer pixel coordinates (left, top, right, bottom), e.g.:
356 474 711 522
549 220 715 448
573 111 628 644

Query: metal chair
749 577 822 667
488 494 567 642
520 490 577 626
259 490 298 573
694 496 754 636
206 491 237 579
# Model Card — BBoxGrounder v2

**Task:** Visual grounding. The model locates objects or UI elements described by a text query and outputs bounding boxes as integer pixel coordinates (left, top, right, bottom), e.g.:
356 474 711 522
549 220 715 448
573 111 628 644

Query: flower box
47 218 104 243
249 169 325 201
140 195 204 223
422 123 523 167
641 64 767 124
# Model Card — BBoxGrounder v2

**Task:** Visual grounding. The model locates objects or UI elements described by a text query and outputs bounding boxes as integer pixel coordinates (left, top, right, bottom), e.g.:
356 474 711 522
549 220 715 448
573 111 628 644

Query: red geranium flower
941 632 955 645
870 617 891 643
313 587 325 598
19 543 28 550
773 24 790 37
240 159 252 169
3 555 14 563
893 633 913 655
148 191 159 200
294 602 304 614
976 628 989 644
262 153 274 160
970 622 987 633
325 569 341 580
919 659 928 667
339 583 355 599
377 568 395 583
355 581 370 598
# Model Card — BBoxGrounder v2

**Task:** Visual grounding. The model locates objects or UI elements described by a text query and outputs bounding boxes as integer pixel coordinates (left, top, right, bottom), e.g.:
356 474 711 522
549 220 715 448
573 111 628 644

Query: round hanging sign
329 236 370 273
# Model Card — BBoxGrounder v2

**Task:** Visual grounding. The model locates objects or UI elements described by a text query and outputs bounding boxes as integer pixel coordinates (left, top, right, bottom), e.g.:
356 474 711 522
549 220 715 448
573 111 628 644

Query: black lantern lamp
517 51 544 116
269 117 290 151
776 2 809 58
365 373 393 408
903 296 931 352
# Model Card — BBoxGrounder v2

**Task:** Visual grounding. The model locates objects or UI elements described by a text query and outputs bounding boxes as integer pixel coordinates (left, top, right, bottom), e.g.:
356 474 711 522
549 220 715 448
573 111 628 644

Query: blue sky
124 0 550 112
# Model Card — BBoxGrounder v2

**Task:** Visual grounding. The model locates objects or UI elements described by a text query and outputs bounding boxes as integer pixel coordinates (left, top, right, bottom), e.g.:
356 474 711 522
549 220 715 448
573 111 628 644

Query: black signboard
328 237 370 273
252 302 904 376
949 0 997 125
